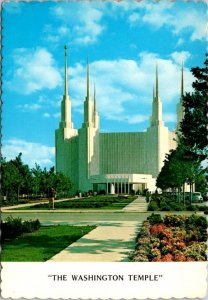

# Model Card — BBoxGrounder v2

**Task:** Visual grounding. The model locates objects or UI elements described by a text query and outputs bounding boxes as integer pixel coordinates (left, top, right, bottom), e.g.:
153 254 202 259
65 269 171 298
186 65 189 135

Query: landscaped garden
148 194 208 214
131 213 207 262
1 216 96 261
15 195 137 210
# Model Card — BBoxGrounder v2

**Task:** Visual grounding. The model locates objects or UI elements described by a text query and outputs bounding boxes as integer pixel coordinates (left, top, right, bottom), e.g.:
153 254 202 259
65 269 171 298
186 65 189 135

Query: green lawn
1 225 96 262
14 196 136 210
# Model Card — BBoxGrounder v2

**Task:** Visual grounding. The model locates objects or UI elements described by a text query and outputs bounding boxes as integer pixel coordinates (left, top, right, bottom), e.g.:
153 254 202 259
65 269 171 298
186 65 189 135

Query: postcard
1 0 207 299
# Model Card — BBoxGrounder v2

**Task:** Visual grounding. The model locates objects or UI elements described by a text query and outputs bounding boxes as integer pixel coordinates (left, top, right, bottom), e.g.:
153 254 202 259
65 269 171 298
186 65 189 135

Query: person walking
146 190 150 203
49 187 56 210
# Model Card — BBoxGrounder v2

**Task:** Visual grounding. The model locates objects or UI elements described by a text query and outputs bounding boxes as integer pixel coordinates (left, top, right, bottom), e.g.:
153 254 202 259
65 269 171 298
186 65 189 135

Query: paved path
48 221 142 262
123 196 148 212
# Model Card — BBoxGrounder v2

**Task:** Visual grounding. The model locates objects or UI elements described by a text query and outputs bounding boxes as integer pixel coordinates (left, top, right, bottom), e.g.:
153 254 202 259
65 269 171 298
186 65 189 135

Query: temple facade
55 46 184 194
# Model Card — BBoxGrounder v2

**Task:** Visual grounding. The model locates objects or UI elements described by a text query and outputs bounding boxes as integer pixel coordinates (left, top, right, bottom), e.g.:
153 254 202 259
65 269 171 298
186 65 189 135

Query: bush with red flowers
132 214 207 262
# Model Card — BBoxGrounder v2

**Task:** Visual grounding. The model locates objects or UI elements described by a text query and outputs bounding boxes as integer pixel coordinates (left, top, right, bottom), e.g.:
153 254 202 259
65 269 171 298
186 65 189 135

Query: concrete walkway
48 221 142 262
123 196 148 212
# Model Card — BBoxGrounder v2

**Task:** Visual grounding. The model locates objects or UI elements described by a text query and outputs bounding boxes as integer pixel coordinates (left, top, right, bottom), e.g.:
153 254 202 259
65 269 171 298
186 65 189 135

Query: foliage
147 214 163 225
1 225 96 262
1 154 73 205
157 55 208 193
1 216 41 242
180 54 208 155
148 196 208 213
164 214 187 227
31 165 73 197
17 196 136 210
132 214 207 262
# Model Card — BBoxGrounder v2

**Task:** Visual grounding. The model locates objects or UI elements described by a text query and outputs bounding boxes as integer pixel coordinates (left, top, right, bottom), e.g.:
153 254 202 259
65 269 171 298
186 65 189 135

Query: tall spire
153 85 155 101
87 58 90 100
59 45 77 137
64 45 68 97
181 61 184 98
94 83 96 113
156 63 159 99
83 58 94 128
176 61 185 132
150 63 164 127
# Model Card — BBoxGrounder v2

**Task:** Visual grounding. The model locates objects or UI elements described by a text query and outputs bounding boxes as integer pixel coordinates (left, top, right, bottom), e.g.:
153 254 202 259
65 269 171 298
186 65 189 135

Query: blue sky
2 1 207 168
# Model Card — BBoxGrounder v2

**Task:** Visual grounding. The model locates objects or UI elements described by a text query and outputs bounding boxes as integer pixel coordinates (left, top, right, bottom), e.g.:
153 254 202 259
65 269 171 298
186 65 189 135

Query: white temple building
55 46 184 194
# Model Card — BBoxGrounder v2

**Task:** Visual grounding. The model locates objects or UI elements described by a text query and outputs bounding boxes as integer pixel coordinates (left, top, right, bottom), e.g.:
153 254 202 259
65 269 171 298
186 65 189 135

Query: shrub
1 216 23 241
132 213 207 262
1 216 41 242
22 219 41 233
185 214 207 230
184 243 207 261
161 253 174 262
132 253 149 262
147 213 163 225
150 224 167 238
164 214 187 227
174 251 187 262
160 202 172 211
147 201 159 211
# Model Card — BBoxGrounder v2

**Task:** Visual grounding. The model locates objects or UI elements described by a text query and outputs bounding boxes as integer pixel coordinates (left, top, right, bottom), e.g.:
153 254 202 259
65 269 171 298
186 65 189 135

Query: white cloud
171 9 207 41
42 112 60 119
50 3 105 45
43 113 50 118
125 1 206 41
128 12 140 26
43 24 70 43
53 112 61 118
126 114 149 124
17 103 42 112
7 48 62 94
2 138 55 168
141 2 174 29
171 51 191 65
163 113 176 123
68 51 194 124
176 38 185 47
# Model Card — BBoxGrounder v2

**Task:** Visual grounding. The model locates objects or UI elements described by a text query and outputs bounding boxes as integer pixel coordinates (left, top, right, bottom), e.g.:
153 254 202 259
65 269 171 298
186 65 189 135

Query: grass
14 196 137 210
1 225 96 262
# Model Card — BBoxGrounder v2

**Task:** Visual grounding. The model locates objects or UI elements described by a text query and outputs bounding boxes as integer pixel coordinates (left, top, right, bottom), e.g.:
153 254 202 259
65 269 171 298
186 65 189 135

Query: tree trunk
17 186 20 203
182 184 185 206
189 183 192 205
177 187 180 204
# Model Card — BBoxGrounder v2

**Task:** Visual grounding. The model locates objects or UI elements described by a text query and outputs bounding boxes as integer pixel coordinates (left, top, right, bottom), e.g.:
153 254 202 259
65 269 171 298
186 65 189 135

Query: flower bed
132 214 207 262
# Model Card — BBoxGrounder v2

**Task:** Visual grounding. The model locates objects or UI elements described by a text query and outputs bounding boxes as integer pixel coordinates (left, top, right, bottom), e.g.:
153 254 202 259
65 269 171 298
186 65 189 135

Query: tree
1 158 20 203
11 153 33 200
157 55 208 197
1 154 74 203
180 54 208 159
55 172 73 197
31 164 43 196
31 165 73 197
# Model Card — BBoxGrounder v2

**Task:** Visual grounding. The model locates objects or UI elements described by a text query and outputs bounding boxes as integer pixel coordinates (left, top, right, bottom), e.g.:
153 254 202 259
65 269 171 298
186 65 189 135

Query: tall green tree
1 154 73 204
1 158 20 202
157 55 208 195
11 153 33 199
180 54 208 159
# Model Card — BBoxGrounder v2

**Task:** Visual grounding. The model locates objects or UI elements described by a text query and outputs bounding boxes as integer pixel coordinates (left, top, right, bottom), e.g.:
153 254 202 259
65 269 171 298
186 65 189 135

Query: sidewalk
123 196 148 212
48 221 142 262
